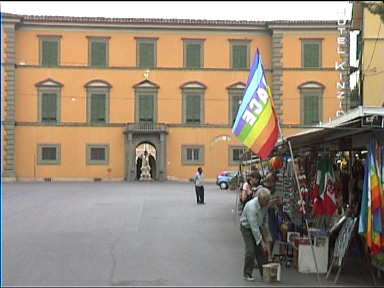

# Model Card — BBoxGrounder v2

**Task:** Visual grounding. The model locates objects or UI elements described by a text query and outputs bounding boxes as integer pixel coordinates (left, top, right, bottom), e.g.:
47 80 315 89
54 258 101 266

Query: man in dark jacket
136 155 142 180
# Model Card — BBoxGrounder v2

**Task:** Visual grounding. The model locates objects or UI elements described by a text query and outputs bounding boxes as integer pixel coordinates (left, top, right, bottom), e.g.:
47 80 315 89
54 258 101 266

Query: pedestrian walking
239 187 271 281
194 167 205 204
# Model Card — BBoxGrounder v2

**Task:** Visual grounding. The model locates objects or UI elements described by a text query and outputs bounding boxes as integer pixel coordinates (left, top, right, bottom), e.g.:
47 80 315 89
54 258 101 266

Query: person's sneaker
242 275 255 281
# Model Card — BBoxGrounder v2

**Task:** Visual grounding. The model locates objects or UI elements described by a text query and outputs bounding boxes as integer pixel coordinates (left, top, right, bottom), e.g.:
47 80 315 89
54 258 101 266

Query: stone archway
124 123 168 182
135 142 157 181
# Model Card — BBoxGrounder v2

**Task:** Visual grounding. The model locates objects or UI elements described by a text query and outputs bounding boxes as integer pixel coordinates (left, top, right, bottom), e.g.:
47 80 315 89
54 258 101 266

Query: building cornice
267 24 340 30
1 13 342 32
18 22 269 33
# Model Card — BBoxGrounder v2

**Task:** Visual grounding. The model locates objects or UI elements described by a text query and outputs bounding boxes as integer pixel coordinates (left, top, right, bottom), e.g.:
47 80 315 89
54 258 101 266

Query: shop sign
335 19 348 118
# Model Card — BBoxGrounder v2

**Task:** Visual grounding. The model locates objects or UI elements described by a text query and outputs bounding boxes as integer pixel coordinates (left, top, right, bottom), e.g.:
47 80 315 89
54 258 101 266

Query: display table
298 230 329 273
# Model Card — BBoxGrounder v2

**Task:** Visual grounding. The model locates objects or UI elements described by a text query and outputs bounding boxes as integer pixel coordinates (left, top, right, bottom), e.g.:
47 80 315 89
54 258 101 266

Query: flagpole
276 122 321 282
231 48 320 281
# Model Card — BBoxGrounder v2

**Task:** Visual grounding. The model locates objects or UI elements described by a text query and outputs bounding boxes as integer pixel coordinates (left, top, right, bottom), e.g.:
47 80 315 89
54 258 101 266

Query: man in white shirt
194 167 205 204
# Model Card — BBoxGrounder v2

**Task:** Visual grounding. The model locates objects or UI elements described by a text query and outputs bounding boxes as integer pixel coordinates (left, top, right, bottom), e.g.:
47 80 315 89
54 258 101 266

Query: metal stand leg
334 265 342 284
326 256 336 280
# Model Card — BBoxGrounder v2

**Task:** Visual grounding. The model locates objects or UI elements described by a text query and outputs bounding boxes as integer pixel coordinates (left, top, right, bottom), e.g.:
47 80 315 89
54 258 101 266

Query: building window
37 144 60 165
183 39 204 69
229 146 247 165
41 92 58 122
88 37 109 67
230 94 242 125
229 40 250 69
39 36 61 67
90 92 107 123
85 80 112 124
182 145 204 165
227 82 246 126
185 92 201 124
35 79 63 123
133 80 159 123
301 39 322 68
87 144 109 165
299 82 324 125
181 82 206 125
138 92 154 122
136 37 158 68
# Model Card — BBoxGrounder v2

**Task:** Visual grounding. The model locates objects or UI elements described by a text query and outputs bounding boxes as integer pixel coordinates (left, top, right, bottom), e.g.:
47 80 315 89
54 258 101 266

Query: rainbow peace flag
231 49 279 160
359 138 384 255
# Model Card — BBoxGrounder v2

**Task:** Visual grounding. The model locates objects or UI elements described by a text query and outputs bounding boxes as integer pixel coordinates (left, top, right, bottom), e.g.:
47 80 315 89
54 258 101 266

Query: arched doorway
123 123 168 181
135 142 157 181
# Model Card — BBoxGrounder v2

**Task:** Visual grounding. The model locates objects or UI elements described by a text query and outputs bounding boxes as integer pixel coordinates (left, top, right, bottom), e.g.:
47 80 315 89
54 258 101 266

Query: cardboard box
262 263 281 282
298 236 329 273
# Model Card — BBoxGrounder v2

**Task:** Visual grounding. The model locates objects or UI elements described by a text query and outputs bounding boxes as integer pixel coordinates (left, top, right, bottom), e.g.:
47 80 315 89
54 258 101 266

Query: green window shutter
232 94 241 125
91 147 105 161
139 94 154 122
186 148 193 161
303 93 319 125
232 45 247 69
139 42 155 68
186 43 201 68
42 147 57 161
233 149 241 161
41 93 57 122
193 148 199 161
186 94 201 123
42 40 58 66
91 41 107 67
303 43 320 68
91 93 106 123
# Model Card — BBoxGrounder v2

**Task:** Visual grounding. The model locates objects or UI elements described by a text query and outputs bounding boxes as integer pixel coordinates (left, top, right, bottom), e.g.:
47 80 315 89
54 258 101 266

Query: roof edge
1 13 341 27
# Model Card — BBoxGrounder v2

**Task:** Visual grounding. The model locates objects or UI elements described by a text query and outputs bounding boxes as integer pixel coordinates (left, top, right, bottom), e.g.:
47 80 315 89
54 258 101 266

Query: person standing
239 187 271 281
261 172 280 262
148 153 156 180
136 154 142 180
194 167 205 204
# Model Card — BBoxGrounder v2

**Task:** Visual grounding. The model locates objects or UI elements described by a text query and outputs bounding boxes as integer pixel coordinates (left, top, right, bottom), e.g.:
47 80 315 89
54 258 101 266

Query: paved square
2 182 380 286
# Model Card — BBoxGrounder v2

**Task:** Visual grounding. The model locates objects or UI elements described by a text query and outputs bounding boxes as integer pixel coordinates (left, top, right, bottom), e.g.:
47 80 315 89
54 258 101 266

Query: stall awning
276 106 384 153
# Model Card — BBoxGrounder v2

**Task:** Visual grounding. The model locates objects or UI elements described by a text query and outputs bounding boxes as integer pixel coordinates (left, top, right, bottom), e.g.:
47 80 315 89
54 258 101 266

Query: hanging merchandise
298 173 309 200
271 156 284 170
283 158 304 227
311 154 338 217
358 138 384 256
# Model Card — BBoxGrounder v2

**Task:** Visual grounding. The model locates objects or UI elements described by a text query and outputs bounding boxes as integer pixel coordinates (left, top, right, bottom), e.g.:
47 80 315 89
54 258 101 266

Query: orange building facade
1 14 349 182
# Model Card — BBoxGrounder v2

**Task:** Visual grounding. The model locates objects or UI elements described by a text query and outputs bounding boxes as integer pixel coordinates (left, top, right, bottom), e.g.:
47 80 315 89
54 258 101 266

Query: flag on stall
231 49 279 160
314 155 338 216
359 139 383 255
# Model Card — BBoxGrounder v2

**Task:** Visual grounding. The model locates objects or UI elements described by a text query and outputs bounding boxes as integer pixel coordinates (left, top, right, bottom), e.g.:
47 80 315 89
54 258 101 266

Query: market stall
267 106 384 281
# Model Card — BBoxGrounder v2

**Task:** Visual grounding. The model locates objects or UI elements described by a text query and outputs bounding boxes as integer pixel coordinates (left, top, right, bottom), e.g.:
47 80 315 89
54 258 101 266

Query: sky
0 1 352 21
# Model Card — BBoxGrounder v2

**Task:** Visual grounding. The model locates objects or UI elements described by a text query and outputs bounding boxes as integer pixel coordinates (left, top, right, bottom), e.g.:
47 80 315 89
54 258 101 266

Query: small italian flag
315 155 338 216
